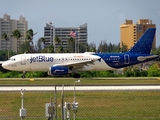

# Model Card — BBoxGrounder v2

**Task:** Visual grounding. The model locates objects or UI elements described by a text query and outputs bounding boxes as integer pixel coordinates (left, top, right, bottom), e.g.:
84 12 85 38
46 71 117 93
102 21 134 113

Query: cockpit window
9 58 16 61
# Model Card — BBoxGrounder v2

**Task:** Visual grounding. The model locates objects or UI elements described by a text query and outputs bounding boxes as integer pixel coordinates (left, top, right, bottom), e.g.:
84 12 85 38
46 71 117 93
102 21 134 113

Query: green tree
38 37 47 51
120 42 128 53
11 29 22 53
48 44 54 53
79 43 87 53
68 37 74 53
35 38 43 52
26 29 34 43
20 41 30 53
39 37 47 45
98 40 107 52
54 36 61 52
1 33 9 49
41 48 48 53
1 33 10 59
151 46 160 61
54 36 61 45
88 42 96 52
98 41 121 53
147 64 160 77
41 44 54 53
25 29 37 52
56 46 64 53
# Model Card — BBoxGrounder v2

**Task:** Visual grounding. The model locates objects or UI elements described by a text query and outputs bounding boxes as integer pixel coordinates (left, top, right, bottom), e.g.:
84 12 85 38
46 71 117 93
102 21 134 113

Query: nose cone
2 62 9 70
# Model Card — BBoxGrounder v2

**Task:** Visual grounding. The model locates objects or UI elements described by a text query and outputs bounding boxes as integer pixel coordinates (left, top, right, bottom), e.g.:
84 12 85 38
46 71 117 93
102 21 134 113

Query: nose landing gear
21 71 26 78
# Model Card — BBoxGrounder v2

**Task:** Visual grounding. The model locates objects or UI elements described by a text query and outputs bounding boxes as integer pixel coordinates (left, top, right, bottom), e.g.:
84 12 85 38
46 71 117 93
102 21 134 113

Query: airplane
2 28 159 78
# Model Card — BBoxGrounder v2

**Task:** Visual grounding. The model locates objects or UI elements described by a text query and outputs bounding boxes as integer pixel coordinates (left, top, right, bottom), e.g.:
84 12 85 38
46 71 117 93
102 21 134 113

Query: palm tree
1 33 10 59
54 36 61 52
54 36 61 45
26 29 35 44
39 37 47 45
38 37 47 52
48 44 54 53
1 33 9 49
68 37 74 53
25 29 37 52
11 29 22 53
56 46 64 53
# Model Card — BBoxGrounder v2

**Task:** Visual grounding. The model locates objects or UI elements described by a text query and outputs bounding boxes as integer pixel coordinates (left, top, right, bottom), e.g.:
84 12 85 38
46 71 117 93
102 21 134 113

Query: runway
1 85 160 91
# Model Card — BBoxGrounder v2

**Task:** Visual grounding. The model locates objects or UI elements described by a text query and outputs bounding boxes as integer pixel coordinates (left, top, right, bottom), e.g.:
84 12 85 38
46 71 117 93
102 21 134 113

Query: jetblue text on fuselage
30 56 54 63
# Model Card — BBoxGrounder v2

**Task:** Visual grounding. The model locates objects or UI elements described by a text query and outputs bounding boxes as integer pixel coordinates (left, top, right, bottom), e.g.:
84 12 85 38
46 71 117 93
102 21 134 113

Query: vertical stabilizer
128 28 156 54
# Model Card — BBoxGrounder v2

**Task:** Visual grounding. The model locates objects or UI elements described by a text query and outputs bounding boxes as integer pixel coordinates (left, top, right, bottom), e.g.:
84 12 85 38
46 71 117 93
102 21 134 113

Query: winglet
127 28 156 54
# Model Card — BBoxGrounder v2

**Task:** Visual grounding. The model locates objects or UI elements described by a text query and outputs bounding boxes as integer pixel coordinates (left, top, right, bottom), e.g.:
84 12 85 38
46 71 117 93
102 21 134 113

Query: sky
1 0 160 47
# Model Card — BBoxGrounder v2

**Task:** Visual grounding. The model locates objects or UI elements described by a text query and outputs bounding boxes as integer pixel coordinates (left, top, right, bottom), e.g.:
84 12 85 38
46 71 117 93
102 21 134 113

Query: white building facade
0 14 28 52
44 23 88 52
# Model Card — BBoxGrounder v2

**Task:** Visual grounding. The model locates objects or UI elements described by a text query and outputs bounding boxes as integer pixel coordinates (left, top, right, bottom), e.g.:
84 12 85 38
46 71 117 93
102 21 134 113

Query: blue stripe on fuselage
94 53 157 69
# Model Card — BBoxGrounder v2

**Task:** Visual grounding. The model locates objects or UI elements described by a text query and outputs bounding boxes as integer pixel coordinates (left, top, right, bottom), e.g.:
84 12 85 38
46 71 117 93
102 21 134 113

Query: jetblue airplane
2 28 158 78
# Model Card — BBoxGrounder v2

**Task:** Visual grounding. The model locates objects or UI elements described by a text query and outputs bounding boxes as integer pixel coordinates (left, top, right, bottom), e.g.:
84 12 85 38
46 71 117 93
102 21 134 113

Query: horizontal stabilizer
137 55 159 61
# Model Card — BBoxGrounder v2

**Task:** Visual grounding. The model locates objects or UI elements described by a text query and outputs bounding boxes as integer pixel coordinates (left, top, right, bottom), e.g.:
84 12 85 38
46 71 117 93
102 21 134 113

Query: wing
53 58 101 70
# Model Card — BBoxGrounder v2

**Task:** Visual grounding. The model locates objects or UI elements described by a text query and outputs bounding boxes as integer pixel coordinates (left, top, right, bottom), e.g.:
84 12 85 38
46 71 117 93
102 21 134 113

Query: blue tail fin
127 28 156 54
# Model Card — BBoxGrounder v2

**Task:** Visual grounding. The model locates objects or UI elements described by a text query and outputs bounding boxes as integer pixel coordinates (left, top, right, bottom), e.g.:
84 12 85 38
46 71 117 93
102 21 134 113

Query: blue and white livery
2 28 158 78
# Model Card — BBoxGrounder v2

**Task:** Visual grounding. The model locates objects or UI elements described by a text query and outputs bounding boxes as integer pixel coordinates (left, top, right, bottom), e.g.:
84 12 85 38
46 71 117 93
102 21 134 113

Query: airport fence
0 86 160 120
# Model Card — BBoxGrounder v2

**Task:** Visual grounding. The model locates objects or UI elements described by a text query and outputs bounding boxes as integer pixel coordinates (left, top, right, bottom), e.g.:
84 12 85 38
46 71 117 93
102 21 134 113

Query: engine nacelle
48 66 69 76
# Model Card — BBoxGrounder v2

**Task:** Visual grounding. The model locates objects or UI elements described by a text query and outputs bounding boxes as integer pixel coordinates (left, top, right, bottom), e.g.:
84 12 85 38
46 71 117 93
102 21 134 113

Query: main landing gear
73 73 80 78
70 67 80 78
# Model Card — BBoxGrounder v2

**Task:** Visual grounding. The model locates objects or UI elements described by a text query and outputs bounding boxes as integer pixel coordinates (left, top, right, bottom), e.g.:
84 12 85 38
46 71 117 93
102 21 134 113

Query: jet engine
48 66 69 76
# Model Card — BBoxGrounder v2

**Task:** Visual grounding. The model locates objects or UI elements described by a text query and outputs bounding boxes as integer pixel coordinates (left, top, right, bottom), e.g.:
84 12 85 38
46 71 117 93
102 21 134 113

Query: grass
0 91 160 120
0 77 160 119
0 77 160 85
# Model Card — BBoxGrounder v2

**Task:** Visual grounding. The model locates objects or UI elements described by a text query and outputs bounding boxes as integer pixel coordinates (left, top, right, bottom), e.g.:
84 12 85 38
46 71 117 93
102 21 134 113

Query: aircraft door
21 55 26 65
124 54 129 64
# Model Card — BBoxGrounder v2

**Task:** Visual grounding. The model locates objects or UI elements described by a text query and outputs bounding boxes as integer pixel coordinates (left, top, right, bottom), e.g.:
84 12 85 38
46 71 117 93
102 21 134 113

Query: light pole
77 40 79 53
75 37 77 53
86 43 88 52
75 30 78 53
72 80 80 120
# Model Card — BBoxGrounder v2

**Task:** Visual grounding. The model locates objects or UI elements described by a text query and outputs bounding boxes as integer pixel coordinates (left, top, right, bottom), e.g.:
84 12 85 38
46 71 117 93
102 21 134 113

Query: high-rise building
44 22 54 48
0 14 28 53
120 19 156 50
44 23 88 52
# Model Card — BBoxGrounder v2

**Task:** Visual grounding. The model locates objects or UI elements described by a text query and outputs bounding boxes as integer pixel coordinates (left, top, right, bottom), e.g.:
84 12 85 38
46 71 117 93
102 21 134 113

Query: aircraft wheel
21 71 26 78
21 74 25 78
73 73 80 78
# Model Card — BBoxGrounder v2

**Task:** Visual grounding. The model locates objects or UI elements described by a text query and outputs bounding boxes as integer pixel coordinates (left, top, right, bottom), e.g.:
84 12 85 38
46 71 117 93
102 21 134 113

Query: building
0 14 28 53
120 19 156 50
44 23 54 48
44 23 88 52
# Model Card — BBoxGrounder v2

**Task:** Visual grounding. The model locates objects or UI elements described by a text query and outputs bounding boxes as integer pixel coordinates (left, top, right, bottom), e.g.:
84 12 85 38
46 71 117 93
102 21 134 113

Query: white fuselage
2 53 114 72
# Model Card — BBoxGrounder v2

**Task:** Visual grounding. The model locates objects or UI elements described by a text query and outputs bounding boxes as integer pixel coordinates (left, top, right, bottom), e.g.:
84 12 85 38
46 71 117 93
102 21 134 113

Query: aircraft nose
2 62 9 69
